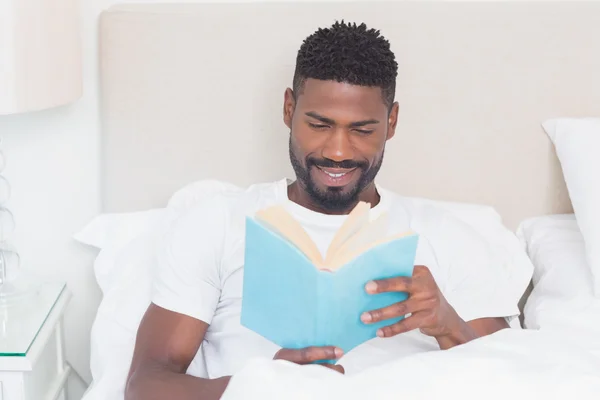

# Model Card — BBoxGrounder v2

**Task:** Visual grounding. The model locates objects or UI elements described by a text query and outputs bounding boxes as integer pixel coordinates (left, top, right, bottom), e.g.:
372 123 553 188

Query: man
125 21 520 400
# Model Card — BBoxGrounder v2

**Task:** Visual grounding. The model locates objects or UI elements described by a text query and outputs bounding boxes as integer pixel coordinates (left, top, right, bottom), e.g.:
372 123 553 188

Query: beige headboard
99 1 600 230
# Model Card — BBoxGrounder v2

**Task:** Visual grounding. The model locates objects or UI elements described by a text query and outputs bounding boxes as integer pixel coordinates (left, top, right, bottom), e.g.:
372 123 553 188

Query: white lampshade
0 0 83 115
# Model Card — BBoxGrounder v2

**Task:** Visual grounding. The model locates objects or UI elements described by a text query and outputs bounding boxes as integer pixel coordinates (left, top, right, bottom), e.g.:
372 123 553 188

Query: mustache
307 157 368 170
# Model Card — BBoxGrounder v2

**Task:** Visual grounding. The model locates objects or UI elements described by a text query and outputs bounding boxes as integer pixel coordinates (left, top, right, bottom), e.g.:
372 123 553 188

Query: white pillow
79 180 242 399
77 179 531 399
74 208 165 294
543 118 600 296
517 214 593 298
82 225 163 399
517 214 598 330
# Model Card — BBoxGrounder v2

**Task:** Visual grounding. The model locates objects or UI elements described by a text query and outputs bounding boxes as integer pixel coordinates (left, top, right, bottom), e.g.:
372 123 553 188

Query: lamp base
0 273 40 309
0 242 40 308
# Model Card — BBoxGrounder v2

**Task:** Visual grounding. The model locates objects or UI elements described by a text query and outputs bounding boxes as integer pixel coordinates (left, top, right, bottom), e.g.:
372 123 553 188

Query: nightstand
0 282 72 400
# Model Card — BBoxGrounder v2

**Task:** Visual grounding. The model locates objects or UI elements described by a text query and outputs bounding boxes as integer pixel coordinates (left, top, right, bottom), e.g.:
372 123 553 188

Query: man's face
284 79 398 212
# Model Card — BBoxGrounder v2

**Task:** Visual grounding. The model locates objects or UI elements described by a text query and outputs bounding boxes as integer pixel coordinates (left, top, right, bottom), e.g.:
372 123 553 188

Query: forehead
295 79 388 120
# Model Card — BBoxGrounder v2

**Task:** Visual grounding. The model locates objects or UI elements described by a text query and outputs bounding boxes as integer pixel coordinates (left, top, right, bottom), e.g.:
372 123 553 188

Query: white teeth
325 171 346 178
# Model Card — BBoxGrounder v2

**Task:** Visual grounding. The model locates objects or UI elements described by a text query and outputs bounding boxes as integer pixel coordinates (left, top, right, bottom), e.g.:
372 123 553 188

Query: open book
240 201 419 356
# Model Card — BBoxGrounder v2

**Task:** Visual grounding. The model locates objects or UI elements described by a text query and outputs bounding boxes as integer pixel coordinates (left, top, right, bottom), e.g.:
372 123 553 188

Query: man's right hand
273 346 345 374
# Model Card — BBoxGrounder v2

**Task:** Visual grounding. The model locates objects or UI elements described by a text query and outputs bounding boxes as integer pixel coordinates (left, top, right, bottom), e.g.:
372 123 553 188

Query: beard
288 136 384 213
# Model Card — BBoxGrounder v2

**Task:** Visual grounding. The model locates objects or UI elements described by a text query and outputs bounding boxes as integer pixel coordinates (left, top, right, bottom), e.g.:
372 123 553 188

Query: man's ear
283 88 296 130
386 102 399 141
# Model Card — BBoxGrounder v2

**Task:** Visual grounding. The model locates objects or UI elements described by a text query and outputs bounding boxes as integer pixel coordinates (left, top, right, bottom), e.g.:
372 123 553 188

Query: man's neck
287 181 380 215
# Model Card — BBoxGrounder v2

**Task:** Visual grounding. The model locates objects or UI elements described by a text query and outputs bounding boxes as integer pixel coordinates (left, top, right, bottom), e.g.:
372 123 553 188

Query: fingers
322 364 345 374
376 313 424 338
365 266 433 294
361 298 427 324
413 265 432 277
365 276 412 294
274 346 344 364
274 347 345 375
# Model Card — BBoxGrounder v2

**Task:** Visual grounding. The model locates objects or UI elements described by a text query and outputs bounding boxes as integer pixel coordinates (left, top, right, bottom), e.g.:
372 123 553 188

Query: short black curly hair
293 21 398 109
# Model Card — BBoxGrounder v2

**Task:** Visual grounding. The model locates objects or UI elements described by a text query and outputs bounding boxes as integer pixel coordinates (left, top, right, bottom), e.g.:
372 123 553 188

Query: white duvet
221 320 600 400
221 214 600 400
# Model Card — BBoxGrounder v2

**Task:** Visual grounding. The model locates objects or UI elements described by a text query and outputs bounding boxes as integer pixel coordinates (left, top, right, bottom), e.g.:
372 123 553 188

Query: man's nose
322 129 354 162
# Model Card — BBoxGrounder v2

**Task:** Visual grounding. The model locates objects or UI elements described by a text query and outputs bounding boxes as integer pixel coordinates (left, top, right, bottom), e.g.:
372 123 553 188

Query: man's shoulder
380 187 451 220
379 186 471 235
171 178 287 224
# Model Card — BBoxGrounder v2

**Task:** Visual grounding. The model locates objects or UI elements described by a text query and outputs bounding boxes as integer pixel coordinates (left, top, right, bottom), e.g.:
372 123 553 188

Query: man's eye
309 123 329 130
355 129 374 135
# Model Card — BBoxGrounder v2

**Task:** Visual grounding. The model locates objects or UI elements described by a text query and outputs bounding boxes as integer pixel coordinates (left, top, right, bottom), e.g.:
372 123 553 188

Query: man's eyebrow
305 111 335 125
349 119 380 128
305 111 380 127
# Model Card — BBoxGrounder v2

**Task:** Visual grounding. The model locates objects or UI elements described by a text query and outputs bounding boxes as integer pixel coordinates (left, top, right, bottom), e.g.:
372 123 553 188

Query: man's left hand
361 265 475 349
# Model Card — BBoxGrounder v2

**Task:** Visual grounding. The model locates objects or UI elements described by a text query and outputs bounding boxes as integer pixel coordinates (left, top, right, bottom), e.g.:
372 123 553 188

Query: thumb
323 364 345 374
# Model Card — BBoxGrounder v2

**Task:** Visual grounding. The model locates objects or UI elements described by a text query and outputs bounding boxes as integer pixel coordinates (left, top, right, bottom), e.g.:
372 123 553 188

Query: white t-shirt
152 178 520 379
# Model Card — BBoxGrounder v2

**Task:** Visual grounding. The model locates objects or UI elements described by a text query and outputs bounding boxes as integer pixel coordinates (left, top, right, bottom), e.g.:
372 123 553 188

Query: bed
79 1 600 399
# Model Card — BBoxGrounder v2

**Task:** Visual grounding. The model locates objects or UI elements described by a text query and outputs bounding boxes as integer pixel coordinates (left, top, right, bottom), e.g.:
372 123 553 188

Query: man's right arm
125 303 230 400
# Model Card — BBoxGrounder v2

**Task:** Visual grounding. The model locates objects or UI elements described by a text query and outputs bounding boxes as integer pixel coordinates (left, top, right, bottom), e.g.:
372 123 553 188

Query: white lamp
0 0 82 306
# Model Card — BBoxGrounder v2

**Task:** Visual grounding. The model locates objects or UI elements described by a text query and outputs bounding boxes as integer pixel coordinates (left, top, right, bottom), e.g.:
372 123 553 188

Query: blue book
240 201 419 359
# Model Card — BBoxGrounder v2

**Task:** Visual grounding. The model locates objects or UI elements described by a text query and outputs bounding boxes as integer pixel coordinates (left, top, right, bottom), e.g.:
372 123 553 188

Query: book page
330 211 389 267
323 201 371 266
328 230 416 270
255 205 324 266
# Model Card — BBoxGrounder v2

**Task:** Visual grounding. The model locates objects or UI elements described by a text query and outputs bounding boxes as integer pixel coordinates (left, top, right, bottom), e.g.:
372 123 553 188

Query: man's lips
313 166 358 187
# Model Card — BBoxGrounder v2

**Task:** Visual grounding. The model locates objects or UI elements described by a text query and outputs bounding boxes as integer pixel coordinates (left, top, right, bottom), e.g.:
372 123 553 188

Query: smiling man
125 21 521 400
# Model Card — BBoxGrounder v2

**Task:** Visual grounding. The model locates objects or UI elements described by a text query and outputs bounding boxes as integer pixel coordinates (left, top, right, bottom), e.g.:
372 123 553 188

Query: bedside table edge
25 286 73 368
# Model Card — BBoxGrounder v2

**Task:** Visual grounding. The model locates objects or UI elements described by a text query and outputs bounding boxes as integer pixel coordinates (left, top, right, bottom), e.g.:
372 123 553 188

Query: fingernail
365 281 377 293
335 348 344 358
377 329 384 337
361 312 372 323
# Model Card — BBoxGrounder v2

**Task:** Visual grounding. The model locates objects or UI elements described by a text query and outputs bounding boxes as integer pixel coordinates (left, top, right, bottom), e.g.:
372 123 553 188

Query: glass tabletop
0 281 66 356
